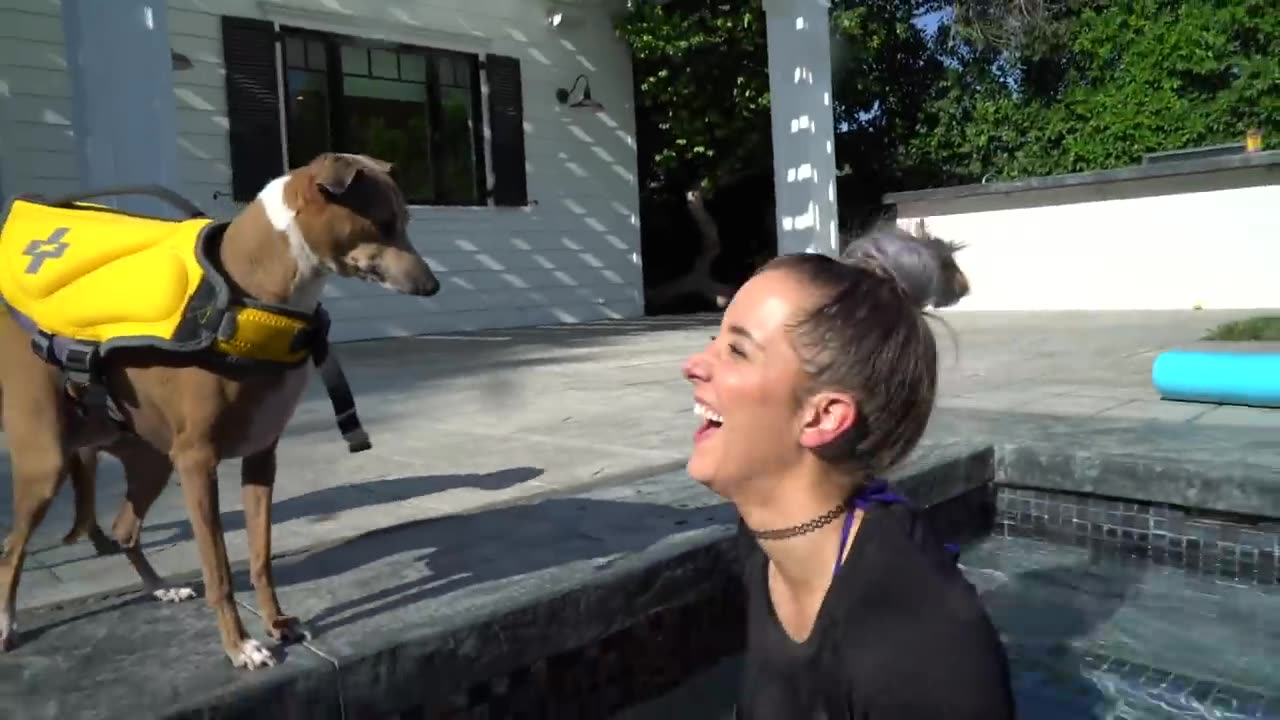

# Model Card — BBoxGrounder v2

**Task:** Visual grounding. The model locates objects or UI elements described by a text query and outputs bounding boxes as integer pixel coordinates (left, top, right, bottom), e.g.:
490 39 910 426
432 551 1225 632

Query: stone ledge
7 418 1275 720
927 408 1280 519
882 149 1280 205
0 447 993 720
995 445 1280 521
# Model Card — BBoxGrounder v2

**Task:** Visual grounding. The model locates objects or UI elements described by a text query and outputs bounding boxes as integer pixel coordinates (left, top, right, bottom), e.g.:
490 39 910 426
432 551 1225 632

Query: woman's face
681 268 856 499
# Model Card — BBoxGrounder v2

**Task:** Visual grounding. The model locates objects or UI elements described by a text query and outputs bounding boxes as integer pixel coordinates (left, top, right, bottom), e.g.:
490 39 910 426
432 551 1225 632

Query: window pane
306 39 327 71
452 56 470 87
370 49 399 79
285 69 330 168
400 53 426 83
342 75 433 203
435 85 478 204
340 44 369 77
284 36 306 69
436 55 453 87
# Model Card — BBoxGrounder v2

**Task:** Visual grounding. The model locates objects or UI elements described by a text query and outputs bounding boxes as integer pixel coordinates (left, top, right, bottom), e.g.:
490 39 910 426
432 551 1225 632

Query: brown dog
0 152 439 669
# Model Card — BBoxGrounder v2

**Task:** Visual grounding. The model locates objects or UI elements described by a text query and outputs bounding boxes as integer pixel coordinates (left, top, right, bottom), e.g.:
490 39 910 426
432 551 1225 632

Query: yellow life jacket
0 188 371 453
0 195 319 365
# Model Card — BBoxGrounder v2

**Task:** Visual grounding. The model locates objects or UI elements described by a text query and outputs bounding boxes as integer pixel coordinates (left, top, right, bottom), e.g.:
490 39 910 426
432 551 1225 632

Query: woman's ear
798 391 858 450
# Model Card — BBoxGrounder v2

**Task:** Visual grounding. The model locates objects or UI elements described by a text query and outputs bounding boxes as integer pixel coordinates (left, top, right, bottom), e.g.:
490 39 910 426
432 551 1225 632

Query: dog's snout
416 274 441 297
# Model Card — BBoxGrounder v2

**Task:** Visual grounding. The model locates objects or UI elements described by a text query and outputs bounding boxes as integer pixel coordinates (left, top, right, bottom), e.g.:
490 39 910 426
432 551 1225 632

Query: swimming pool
966 534 1280 719
617 532 1280 719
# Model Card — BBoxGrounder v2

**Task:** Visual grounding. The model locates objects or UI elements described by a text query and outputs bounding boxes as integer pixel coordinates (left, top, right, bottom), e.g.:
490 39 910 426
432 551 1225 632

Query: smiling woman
680 222 1013 719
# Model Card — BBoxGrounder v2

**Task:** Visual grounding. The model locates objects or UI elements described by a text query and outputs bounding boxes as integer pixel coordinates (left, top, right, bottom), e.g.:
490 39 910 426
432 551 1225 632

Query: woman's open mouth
693 401 724 443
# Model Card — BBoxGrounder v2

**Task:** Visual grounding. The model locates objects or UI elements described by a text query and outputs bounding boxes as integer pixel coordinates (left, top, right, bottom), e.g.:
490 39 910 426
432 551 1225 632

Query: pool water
616 534 1280 719
964 535 1280 719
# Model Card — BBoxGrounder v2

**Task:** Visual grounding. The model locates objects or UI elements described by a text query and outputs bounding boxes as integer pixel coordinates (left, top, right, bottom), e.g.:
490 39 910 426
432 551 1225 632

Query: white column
62 0 181 217
763 0 839 257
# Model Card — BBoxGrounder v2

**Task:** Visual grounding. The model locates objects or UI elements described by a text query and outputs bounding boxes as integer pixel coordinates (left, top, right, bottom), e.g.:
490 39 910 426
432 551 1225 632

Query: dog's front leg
172 438 274 669
241 440 306 644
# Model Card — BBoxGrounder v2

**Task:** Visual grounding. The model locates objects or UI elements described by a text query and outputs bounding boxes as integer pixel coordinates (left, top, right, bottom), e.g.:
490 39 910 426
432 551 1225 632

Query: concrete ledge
927 408 1280 519
0 447 993 720
883 149 1280 205
6 412 1278 719
995 446 1280 521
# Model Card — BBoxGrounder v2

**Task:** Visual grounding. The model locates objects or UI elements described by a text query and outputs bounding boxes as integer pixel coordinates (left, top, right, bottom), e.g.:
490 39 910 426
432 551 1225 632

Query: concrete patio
4 308 1279 612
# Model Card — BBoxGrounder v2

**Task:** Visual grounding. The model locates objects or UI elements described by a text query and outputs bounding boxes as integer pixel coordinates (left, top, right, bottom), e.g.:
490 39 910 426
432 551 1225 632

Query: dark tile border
405 571 746 720
1005 644 1280 718
996 485 1280 587
386 479 1000 719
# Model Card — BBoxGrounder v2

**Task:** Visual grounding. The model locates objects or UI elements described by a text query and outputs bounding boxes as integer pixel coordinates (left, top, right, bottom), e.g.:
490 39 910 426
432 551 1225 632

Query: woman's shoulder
834 504 997 642
821 505 1014 717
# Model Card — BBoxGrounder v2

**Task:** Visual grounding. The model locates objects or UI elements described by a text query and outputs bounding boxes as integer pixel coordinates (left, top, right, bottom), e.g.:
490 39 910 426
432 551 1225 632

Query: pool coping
8 414 1280 719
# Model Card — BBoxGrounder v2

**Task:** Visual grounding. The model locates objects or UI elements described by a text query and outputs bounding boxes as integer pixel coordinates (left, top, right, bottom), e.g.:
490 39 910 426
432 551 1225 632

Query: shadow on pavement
138 466 546 548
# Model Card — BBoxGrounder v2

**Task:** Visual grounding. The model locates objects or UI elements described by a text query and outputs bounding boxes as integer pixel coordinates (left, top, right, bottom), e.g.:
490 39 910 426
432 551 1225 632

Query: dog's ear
345 153 394 174
312 153 363 196
313 153 396 196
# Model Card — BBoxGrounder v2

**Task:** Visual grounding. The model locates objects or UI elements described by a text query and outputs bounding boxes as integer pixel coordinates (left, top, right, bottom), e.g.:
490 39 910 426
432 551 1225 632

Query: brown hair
761 221 969 473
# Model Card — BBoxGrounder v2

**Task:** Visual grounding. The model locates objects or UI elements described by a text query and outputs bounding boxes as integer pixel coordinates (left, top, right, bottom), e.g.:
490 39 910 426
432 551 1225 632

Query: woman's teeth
694 402 724 424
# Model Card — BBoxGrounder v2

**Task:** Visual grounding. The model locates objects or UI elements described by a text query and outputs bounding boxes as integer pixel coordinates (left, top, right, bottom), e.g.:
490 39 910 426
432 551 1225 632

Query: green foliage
616 0 1279 255
912 0 1280 183
615 0 773 196
1204 316 1280 342
616 0 947 242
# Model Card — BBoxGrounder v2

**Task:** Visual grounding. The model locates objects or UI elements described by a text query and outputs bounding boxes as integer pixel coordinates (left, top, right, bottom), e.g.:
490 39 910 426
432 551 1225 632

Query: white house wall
0 0 646 342
0 0 79 202
888 159 1280 312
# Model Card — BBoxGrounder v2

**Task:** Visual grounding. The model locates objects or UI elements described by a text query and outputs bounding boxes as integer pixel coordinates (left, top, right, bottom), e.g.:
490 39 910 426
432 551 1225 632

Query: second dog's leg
111 442 193 603
172 438 273 669
241 441 305 643
62 448 118 556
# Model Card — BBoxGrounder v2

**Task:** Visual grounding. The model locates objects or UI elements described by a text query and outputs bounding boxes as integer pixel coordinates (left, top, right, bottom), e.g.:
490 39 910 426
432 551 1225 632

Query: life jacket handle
44 185 207 220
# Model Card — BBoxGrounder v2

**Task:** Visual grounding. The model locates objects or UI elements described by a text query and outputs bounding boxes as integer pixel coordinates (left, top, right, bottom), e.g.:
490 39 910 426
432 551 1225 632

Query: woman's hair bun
838 220 969 310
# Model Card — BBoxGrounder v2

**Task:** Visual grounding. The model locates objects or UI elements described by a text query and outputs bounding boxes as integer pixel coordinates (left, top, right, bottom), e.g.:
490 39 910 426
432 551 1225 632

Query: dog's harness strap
307 305 372 454
44 184 207 220
6 302 125 426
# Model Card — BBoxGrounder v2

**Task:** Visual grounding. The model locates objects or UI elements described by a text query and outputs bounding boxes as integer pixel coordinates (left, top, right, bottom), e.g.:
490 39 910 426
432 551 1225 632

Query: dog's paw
267 616 309 644
152 586 197 603
231 639 276 670
0 612 15 653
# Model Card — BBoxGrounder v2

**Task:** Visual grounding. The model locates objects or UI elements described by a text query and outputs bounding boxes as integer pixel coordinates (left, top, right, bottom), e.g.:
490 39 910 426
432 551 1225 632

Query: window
280 29 484 206
220 16 528 208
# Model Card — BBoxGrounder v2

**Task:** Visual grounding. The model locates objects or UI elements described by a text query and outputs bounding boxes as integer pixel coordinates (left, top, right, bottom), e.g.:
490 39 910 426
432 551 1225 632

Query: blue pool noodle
1151 350 1280 408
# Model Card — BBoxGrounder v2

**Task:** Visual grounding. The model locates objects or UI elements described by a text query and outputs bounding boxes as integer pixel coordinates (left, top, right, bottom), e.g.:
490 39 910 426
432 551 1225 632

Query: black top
736 503 1016 720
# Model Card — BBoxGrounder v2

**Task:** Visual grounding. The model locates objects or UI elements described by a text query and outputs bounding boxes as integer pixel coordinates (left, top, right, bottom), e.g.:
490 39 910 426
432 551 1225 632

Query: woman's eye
711 334 746 359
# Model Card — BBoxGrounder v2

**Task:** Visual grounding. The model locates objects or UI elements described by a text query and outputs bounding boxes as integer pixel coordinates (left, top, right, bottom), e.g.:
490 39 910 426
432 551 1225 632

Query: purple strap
833 478 960 577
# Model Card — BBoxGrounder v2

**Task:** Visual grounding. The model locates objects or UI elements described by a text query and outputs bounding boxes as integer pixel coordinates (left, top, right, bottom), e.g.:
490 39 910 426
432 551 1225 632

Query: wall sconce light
547 5 585 29
171 49 193 71
555 74 604 110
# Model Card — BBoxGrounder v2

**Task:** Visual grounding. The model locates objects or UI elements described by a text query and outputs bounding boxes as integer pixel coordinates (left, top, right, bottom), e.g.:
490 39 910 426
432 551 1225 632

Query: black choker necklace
748 500 850 541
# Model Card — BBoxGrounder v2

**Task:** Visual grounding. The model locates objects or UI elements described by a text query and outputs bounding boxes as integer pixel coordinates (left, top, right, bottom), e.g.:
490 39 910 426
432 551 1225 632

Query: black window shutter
221 16 285 202
484 54 528 207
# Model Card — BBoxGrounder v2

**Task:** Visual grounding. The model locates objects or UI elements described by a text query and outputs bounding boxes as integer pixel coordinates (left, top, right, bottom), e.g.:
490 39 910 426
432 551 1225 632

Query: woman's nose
682 352 709 382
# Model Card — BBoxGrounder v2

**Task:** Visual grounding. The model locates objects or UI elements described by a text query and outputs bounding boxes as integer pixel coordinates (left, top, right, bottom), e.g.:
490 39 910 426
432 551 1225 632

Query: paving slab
923 408 1280 518
0 448 993 720
3 309 1279 612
